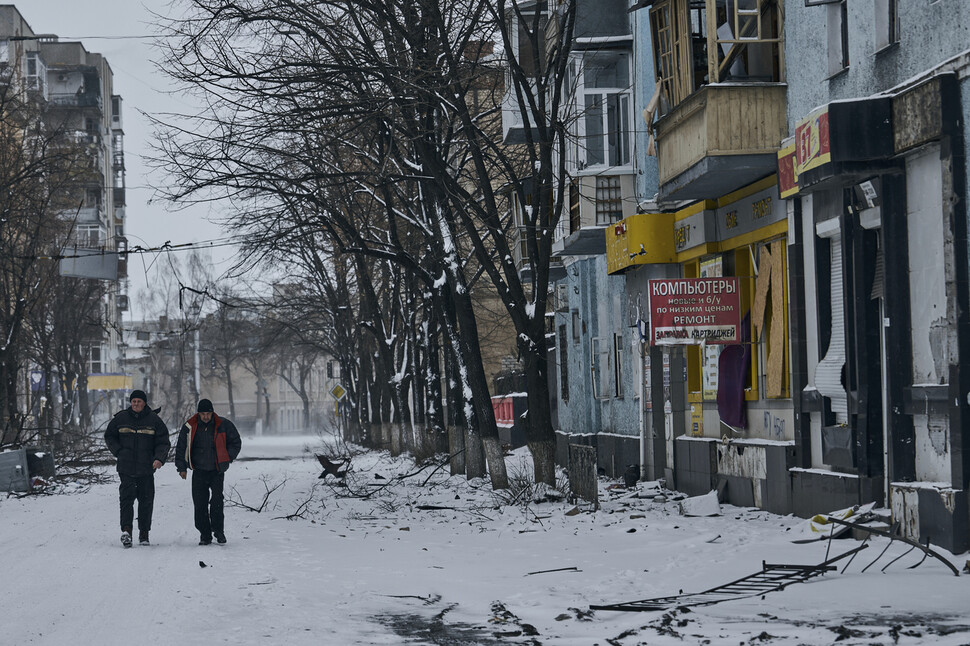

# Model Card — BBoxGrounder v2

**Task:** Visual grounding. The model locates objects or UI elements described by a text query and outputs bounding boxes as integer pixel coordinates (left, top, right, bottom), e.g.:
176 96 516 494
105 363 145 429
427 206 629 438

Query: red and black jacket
175 412 242 473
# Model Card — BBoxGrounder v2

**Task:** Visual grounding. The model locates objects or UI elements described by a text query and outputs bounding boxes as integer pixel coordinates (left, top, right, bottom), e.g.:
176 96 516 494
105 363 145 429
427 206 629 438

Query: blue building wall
554 255 641 475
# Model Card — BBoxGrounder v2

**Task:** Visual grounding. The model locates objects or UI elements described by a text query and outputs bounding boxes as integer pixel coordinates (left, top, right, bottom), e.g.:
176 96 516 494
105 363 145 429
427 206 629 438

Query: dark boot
121 526 133 548
139 531 150 546
214 532 226 545
199 534 212 545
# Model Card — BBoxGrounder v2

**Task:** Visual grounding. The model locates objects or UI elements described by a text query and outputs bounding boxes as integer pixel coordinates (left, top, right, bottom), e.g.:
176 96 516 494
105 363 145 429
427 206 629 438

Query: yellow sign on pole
329 383 347 400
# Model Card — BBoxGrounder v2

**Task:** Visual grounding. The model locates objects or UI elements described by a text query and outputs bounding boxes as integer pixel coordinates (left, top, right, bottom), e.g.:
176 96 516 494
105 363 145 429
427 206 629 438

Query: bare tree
151 0 578 485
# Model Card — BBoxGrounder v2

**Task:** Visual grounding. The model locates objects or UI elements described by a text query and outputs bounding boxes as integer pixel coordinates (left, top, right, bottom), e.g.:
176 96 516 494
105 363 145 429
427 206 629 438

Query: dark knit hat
130 389 148 403
197 398 214 413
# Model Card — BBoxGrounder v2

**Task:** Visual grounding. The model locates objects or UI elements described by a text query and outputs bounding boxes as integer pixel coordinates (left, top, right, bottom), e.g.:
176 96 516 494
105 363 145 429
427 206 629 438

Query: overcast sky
22 0 235 317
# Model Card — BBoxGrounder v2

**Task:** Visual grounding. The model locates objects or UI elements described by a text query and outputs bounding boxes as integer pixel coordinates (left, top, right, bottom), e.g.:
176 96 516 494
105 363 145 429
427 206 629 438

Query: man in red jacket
175 399 242 545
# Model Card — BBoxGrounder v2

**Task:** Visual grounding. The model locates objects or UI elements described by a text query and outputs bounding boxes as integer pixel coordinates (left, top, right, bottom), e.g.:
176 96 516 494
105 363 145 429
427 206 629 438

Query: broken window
649 0 783 117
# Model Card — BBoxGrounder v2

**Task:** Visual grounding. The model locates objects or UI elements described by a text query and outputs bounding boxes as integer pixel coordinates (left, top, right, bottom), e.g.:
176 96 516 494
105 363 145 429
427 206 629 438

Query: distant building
0 6 128 432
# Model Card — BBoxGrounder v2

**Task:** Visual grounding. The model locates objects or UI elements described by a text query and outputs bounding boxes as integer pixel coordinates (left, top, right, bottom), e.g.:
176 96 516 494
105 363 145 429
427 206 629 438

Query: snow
2 436 968 645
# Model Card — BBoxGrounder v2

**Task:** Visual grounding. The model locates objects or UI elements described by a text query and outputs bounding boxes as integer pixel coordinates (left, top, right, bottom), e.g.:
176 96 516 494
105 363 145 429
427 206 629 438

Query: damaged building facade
780 1 970 553
569 0 970 553
612 0 794 512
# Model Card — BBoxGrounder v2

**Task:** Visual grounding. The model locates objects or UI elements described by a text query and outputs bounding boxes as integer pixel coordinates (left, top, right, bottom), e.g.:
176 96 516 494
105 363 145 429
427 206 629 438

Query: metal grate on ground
590 544 868 612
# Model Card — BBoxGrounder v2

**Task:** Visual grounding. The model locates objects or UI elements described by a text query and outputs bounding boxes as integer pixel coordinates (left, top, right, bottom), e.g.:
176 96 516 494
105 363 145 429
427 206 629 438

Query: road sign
329 383 347 400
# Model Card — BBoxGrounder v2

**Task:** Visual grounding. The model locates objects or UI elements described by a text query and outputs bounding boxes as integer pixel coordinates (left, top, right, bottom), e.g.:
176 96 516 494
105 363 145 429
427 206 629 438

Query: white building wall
905 144 951 483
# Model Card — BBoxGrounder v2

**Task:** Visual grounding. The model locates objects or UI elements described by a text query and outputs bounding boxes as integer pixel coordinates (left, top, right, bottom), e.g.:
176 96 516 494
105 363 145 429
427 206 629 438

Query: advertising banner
649 277 742 345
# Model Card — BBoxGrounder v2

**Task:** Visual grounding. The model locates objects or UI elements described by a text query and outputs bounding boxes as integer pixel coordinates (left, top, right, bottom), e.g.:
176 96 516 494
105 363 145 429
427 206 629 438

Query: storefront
608 177 794 512
782 74 970 553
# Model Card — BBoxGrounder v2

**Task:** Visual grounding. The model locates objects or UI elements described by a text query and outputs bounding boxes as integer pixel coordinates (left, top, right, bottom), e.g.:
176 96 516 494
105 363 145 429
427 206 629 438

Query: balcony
71 206 104 223
654 83 787 203
510 226 566 283
49 92 102 110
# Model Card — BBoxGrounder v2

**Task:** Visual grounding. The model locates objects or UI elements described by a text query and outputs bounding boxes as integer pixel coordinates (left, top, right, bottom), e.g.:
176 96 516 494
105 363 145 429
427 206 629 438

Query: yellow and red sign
777 142 798 198
795 106 831 175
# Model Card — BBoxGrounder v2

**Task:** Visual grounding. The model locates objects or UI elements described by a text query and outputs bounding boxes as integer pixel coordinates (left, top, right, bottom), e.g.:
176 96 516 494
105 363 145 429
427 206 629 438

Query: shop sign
717 184 784 240
673 207 716 253
795 106 831 175
648 278 741 345
777 142 798 198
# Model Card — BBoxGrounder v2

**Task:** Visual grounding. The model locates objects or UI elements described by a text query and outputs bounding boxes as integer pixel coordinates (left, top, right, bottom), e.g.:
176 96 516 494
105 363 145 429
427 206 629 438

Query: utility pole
194 327 201 400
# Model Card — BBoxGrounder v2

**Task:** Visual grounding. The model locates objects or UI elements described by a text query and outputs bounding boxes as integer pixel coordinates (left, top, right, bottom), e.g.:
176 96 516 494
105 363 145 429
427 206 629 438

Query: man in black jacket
175 399 242 545
104 390 171 547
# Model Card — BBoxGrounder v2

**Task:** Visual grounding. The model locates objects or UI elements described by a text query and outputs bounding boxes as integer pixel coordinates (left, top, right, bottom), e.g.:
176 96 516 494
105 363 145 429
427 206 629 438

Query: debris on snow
791 502 876 543
679 490 721 517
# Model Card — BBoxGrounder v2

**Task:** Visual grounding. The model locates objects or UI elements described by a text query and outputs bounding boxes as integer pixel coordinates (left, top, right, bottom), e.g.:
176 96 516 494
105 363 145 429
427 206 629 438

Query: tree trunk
450 289 508 488
226 364 236 420
522 332 557 486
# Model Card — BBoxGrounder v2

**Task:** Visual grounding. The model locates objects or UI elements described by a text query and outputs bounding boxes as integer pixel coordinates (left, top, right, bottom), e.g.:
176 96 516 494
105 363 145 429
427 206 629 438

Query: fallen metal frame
820 515 960 577
589 544 868 613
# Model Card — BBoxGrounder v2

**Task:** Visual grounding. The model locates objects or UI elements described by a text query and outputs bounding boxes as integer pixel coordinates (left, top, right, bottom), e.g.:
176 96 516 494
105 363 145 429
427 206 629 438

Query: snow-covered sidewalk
1 436 967 645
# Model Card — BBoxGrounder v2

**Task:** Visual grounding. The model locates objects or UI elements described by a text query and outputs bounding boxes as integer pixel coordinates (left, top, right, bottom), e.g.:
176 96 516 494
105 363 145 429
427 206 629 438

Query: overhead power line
23 236 241 261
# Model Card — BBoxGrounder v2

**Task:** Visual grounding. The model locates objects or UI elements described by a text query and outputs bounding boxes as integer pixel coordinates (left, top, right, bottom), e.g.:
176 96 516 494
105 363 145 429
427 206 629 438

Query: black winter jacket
175 413 241 473
104 407 171 476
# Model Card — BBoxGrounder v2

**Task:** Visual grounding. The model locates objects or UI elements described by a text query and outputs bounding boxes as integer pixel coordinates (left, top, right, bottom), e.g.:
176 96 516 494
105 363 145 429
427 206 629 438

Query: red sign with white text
649 278 742 345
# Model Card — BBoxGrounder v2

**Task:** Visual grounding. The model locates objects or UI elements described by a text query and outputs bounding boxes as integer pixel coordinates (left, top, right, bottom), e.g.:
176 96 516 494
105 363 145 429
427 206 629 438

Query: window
555 283 569 312
715 0 782 82
25 51 46 95
558 324 569 401
572 310 581 343
595 176 623 224
613 333 624 398
86 189 102 209
514 11 548 78
88 345 103 374
578 52 631 168
874 0 898 51
591 337 611 399
76 224 101 248
568 180 581 234
327 360 334 379
827 1 849 75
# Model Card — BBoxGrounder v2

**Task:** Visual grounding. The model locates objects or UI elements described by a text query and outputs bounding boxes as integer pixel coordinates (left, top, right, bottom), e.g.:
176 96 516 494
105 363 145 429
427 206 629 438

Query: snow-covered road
1 435 967 645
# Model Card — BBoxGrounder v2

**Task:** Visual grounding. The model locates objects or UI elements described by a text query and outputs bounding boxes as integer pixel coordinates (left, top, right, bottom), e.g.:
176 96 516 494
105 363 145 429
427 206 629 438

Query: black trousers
119 473 155 532
191 469 225 538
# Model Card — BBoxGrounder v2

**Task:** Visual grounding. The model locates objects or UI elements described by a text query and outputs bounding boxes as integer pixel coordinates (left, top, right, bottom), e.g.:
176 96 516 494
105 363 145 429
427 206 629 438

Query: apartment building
0 6 128 431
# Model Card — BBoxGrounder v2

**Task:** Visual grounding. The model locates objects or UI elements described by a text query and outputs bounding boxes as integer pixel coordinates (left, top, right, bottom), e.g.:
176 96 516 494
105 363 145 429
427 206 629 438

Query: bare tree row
151 0 581 487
